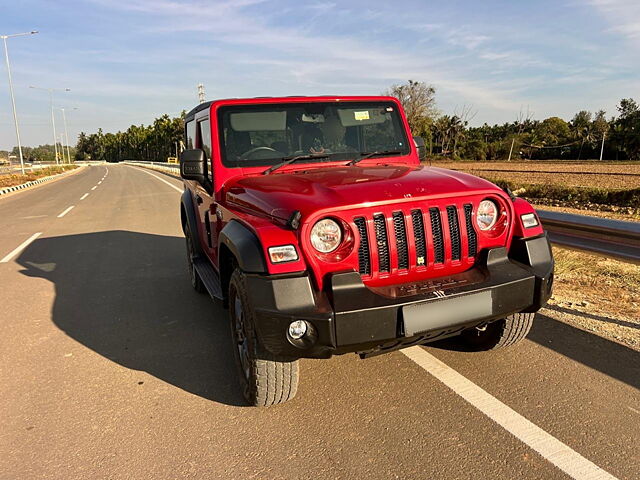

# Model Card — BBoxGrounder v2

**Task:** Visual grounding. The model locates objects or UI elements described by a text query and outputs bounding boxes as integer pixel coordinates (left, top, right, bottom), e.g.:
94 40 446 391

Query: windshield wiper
263 153 330 175
348 150 403 166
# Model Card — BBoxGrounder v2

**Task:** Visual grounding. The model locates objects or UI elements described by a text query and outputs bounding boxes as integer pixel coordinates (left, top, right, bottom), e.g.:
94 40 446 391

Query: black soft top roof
184 101 213 121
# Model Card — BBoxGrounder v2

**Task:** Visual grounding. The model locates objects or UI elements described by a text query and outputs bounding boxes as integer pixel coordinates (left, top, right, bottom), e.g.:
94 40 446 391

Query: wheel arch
180 189 204 257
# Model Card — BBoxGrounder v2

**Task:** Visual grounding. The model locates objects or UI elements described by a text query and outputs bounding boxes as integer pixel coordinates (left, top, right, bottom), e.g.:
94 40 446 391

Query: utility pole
197 83 206 104
599 131 606 162
30 85 70 165
1 31 38 174
507 137 515 162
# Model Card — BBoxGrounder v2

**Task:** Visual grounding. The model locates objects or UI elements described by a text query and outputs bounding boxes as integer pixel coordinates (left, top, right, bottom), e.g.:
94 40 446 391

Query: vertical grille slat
429 208 445 264
354 217 371 275
411 209 427 267
392 212 409 270
464 204 477 257
446 205 461 261
373 214 390 273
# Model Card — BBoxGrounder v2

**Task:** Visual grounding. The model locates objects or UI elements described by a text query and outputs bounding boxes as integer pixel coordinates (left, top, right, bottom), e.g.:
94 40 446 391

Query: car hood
224 164 504 221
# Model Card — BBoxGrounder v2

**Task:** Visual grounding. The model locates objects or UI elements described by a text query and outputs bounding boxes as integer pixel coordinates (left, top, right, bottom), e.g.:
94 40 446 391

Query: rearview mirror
413 136 427 162
180 149 207 184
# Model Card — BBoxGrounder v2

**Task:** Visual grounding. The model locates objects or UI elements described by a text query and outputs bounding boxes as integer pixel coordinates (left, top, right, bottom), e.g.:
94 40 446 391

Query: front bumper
246 234 554 359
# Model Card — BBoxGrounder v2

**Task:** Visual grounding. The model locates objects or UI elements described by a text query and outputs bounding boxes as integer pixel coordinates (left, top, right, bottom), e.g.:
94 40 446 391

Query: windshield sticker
354 110 370 121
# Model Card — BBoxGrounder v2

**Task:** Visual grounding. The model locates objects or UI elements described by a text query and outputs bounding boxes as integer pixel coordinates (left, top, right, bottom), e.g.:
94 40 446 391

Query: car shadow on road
17 230 246 406
434 313 639 390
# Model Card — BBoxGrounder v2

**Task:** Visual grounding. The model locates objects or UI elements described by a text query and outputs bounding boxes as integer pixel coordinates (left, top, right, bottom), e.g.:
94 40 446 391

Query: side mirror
413 136 427 162
180 149 207 184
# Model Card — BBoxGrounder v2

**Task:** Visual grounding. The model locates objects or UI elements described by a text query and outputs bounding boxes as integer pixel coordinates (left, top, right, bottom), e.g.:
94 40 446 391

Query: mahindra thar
178 96 554 406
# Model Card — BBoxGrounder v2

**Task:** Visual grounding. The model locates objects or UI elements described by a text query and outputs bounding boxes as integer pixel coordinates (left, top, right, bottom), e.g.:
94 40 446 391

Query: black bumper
247 234 554 359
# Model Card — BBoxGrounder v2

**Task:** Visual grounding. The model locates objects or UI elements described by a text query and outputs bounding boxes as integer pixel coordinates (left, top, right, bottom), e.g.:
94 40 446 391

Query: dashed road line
1 232 42 263
91 186 97 191
132 166 183 193
401 347 618 480
57 206 75 218
80 193 89 200
98 181 102 185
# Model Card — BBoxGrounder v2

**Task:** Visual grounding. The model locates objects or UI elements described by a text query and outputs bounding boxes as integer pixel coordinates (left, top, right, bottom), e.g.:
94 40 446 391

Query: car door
193 116 218 265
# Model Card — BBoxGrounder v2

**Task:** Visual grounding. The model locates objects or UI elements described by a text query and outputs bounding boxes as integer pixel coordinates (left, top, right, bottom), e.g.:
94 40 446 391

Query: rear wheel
461 313 535 351
228 269 299 406
185 229 206 293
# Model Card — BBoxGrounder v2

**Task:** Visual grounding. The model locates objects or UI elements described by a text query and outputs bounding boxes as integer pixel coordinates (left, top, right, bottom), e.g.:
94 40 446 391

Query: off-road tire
228 269 299 406
185 229 206 293
461 313 535 351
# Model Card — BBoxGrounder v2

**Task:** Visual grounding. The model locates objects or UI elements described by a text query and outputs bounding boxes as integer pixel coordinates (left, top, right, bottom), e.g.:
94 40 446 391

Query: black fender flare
218 220 267 273
180 190 204 257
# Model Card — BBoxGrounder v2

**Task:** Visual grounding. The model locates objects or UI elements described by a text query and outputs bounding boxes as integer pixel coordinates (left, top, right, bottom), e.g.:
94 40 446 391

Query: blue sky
1 0 639 150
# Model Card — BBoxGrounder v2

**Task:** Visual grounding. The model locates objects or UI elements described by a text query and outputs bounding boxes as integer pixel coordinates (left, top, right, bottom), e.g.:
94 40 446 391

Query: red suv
179 96 554 406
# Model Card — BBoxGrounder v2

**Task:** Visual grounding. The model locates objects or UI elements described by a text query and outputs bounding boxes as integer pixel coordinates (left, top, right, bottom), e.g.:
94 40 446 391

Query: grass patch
0 165 78 189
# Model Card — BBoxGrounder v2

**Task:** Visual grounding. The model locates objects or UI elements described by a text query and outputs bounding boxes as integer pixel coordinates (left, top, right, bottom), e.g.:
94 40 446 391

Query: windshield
218 101 411 167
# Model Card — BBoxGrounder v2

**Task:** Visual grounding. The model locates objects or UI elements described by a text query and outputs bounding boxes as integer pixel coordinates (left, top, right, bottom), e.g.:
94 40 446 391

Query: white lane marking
80 193 89 200
98 181 102 185
132 167 183 193
1 232 42 263
57 205 75 218
91 186 97 191
401 347 618 480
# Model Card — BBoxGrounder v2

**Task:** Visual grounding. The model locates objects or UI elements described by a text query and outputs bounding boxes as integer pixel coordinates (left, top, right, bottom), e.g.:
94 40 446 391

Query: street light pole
30 85 70 165
50 90 58 164
60 107 76 163
1 31 38 174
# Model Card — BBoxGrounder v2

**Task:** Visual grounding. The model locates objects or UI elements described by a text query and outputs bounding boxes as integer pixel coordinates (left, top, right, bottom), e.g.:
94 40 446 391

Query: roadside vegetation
0 165 77 189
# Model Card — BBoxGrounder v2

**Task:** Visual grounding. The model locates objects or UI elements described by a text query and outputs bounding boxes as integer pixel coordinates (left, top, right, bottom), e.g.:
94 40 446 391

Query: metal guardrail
537 210 640 263
124 161 180 176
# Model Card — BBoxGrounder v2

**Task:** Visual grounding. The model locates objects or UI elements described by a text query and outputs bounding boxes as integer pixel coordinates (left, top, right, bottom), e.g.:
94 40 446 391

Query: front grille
464 204 477 257
411 210 427 267
430 208 445 264
447 205 461 261
354 217 370 275
373 214 390 273
355 203 475 277
392 212 409 270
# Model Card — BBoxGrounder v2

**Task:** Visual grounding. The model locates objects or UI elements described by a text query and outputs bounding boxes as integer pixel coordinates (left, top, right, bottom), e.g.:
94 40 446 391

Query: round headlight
310 218 342 253
476 200 499 230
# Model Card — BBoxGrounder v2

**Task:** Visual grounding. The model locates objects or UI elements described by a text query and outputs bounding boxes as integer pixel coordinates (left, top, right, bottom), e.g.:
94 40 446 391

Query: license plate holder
402 290 493 337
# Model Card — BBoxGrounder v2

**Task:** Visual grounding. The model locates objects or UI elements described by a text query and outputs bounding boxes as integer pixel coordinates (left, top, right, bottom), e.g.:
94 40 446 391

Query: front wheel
461 313 535 351
228 269 299 406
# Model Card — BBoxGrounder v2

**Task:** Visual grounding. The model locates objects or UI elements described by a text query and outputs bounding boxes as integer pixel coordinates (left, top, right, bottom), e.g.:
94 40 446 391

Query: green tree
612 98 640 160
385 80 438 139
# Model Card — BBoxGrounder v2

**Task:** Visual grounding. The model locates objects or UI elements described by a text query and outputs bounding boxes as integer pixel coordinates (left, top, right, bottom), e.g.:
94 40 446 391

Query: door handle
195 194 203 205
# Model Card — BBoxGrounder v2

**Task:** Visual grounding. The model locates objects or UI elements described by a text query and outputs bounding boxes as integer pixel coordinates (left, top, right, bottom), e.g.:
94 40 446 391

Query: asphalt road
1 164 638 479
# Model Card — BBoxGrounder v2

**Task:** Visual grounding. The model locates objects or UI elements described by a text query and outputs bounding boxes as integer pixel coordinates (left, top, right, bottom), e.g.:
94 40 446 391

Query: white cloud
589 0 640 43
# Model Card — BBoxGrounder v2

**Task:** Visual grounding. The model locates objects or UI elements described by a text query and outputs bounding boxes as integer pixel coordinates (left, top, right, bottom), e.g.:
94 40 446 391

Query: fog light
288 320 308 340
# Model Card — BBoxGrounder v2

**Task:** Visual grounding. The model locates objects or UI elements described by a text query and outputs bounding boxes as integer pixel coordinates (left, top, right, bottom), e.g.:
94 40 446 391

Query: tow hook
475 323 488 332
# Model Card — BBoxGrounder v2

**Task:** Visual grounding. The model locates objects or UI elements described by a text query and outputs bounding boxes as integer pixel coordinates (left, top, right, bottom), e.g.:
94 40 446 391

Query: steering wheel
239 146 278 160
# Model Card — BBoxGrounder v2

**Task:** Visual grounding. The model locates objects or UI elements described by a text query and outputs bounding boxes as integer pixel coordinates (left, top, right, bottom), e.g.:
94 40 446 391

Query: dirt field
547 246 640 350
432 161 640 190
